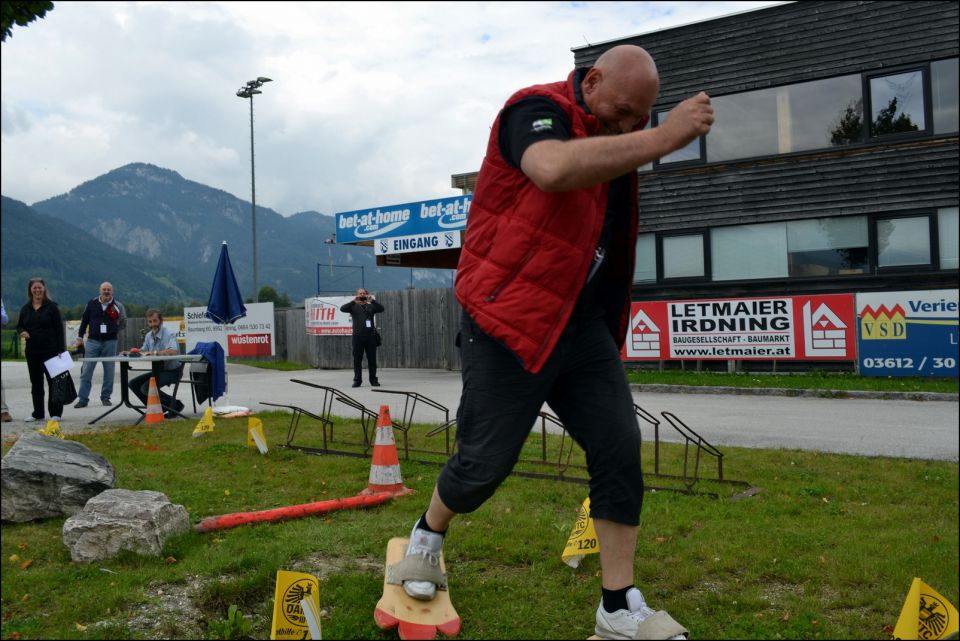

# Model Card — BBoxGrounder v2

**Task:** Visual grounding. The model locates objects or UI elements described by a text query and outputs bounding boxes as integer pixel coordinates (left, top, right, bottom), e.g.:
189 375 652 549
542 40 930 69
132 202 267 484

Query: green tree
872 96 919 136
1 1 54 42
830 98 863 146
256 285 291 308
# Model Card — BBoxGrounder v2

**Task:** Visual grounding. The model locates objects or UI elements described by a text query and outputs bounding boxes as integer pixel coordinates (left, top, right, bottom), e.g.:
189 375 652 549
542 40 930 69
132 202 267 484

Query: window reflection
877 217 931 267
787 217 868 276
870 71 925 136
633 234 657 282
663 235 704 278
932 58 959 134
938 208 959 269
711 223 788 281
655 110 701 164
707 75 862 161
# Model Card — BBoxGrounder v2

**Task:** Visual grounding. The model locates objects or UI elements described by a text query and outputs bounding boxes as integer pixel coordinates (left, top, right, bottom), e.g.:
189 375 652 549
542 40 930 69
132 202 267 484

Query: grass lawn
1 412 958 640
626 368 959 394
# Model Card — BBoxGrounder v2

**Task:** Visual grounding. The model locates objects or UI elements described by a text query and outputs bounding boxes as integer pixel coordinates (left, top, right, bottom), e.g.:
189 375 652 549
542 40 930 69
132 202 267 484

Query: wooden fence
115 287 464 370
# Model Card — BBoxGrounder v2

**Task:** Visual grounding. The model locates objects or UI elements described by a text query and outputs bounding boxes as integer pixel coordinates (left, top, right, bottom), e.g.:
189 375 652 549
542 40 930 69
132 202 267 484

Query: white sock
626 587 646 612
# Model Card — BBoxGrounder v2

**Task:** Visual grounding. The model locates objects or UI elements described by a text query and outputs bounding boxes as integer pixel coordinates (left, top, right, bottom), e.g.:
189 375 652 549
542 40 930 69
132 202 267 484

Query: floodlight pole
236 76 272 302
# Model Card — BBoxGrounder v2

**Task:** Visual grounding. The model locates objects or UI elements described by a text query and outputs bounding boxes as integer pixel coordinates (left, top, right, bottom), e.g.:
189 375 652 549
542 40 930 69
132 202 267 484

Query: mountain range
1 163 453 308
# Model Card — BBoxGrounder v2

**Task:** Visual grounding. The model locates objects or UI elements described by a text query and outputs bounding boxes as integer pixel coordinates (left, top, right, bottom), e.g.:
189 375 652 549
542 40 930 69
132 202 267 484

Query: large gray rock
62 489 190 563
1 433 116 522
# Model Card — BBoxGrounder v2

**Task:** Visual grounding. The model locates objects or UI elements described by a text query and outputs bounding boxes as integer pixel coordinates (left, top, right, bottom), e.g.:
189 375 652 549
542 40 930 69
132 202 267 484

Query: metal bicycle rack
374 389 451 458
658 410 728 491
264 383 753 498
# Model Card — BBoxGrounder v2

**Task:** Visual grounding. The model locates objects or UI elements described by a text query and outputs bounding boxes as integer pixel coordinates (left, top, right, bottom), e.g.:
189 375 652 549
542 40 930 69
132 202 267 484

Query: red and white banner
184 302 276 357
304 296 354 335
623 294 856 361
228 333 273 356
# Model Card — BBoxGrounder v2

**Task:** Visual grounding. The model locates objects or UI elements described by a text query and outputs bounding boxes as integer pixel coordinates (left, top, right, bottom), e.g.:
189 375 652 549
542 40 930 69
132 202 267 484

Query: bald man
391 46 710 639
74 281 127 408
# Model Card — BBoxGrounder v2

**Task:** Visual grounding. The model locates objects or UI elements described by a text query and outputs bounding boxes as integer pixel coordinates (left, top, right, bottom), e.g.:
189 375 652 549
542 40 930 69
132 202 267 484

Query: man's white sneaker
401 522 444 601
594 588 687 640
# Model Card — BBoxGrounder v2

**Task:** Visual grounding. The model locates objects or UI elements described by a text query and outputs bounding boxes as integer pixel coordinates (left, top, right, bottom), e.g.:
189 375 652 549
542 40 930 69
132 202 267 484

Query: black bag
375 330 383 347
50 371 78 405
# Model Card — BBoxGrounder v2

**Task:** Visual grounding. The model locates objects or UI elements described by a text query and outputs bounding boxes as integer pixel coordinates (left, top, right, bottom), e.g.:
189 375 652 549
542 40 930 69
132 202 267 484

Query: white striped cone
145 376 165 425
360 405 412 497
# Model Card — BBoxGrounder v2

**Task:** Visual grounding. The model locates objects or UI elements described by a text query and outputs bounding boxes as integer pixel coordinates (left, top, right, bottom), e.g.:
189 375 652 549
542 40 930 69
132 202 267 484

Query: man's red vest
456 71 639 374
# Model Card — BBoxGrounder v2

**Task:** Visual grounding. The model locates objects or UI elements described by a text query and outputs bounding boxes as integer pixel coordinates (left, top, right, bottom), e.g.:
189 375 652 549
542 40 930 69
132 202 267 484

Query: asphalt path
2 361 956 461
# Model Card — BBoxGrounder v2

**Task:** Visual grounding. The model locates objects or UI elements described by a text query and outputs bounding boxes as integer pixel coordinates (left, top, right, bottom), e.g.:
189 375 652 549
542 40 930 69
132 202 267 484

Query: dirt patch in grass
87 553 382 639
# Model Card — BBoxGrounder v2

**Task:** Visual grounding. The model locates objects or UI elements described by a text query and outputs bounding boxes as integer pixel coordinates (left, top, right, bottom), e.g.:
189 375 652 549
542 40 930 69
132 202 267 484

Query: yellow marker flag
894 577 959 640
192 407 215 438
562 497 600 568
38 420 64 439
270 569 320 640
247 417 268 454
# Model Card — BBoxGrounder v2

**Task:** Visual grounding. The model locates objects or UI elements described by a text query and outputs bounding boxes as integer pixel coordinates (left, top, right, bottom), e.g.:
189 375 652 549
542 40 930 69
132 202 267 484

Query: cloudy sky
2 1 781 218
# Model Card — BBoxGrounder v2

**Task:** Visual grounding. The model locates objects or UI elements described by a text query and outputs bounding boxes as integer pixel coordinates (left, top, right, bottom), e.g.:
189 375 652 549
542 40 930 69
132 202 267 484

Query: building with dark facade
447 1 958 372
569 0 957 304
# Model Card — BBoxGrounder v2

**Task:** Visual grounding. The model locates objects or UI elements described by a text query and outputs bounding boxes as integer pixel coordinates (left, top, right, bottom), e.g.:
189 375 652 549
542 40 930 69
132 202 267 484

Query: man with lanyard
340 288 385 388
390 45 713 639
74 282 126 408
128 309 184 419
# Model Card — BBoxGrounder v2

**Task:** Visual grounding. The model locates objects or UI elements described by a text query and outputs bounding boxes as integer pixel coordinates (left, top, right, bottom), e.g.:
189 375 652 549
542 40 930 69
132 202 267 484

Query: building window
711 222 787 281
653 109 703 165
662 234 705 279
876 215 932 267
931 58 959 134
868 70 927 137
707 75 863 162
939 207 959 270
634 233 656 282
787 217 869 276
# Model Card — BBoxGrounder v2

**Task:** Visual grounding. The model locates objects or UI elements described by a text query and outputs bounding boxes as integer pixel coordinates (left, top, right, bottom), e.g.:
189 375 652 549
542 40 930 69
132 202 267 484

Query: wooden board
374 537 461 640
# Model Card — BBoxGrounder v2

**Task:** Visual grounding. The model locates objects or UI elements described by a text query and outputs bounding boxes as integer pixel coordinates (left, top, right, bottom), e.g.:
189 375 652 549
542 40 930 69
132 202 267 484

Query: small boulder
62 489 190 563
1 433 115 522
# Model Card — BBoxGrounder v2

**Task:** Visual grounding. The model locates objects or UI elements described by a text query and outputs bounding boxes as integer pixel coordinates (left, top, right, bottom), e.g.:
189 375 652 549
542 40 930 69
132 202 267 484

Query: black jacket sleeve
51 303 65 353
77 299 92 339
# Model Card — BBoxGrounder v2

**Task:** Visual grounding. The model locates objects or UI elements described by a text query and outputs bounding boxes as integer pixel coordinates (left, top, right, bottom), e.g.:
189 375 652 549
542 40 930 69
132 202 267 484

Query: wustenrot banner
184 302 275 357
623 294 856 361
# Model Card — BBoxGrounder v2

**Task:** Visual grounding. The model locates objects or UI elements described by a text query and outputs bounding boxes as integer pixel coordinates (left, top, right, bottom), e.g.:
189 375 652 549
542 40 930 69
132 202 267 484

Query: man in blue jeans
129 309 184 419
74 282 126 408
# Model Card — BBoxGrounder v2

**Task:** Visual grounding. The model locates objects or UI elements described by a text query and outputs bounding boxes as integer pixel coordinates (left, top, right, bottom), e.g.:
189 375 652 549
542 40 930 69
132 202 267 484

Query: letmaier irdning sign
623 294 857 361
334 195 471 243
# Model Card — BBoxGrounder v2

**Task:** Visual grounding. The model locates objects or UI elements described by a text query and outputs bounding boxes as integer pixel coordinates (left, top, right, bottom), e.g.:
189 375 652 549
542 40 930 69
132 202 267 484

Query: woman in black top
16 278 66 422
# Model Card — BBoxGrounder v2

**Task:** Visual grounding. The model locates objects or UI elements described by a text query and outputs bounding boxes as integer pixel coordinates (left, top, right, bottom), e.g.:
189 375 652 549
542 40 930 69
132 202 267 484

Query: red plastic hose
194 492 393 532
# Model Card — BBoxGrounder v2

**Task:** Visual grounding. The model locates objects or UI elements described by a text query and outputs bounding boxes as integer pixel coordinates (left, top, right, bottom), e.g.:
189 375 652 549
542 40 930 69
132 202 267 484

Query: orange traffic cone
144 376 165 425
360 405 412 497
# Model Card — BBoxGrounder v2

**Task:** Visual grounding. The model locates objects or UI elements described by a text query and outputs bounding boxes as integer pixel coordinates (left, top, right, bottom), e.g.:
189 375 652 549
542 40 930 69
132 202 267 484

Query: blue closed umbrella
206 241 247 324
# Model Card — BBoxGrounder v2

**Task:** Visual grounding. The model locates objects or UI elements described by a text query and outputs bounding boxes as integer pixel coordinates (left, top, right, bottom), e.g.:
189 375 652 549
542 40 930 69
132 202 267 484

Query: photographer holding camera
340 288 385 388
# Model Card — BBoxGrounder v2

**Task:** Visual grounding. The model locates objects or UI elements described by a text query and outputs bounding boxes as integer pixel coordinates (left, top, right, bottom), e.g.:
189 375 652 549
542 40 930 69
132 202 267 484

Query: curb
630 384 959 402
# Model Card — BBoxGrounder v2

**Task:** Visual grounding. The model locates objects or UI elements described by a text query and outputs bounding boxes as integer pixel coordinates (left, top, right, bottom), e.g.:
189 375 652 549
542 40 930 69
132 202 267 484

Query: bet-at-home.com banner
623 294 856 361
184 302 275 356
